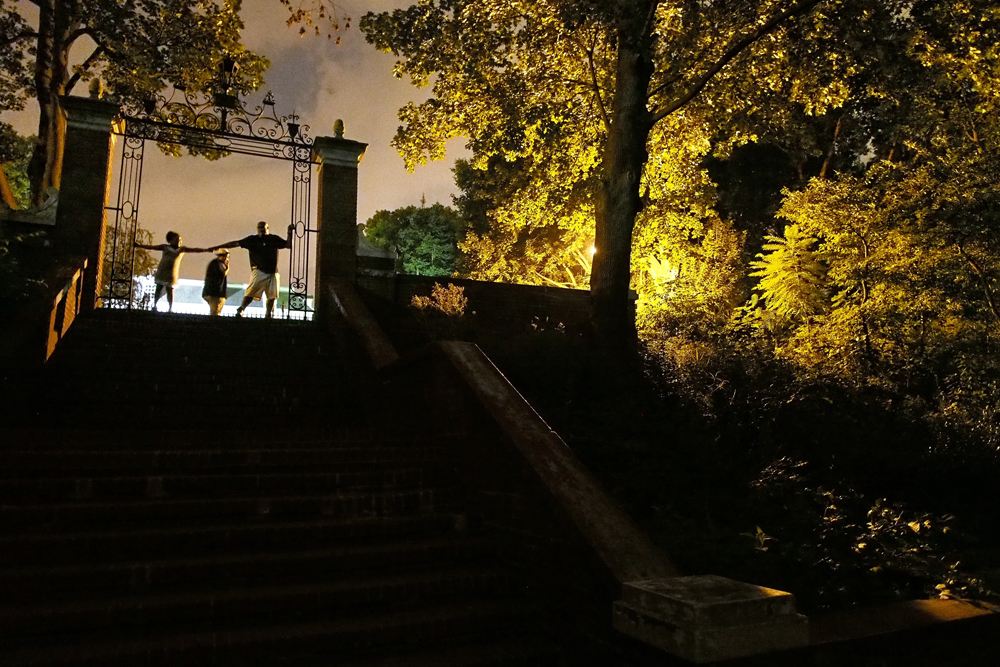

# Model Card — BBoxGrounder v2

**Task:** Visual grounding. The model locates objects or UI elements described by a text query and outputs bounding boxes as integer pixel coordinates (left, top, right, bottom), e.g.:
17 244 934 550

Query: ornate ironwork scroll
105 87 319 314
120 88 315 161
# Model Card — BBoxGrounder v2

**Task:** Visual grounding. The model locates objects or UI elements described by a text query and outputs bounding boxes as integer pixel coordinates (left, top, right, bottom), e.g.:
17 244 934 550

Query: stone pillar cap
312 136 368 167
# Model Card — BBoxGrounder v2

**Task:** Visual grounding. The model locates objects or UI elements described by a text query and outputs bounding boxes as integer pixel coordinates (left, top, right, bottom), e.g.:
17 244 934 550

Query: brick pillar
55 95 121 312
312 134 367 319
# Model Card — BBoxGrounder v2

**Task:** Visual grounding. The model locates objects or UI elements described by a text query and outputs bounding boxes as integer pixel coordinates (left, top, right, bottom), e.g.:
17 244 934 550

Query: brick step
60 325 325 338
20 395 344 413
33 373 340 389
51 341 330 358
65 312 319 330
57 333 327 346
2 536 494 603
24 395 345 413
3 598 532 667
46 352 338 368
1 487 461 529
0 428 444 449
336 637 565 667
1 514 466 565
0 467 447 503
73 310 318 326
13 404 354 426
35 374 340 388
2 566 510 645
0 447 450 473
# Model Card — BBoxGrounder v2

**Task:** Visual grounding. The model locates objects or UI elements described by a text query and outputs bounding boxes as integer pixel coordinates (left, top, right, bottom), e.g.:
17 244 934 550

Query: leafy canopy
362 203 465 277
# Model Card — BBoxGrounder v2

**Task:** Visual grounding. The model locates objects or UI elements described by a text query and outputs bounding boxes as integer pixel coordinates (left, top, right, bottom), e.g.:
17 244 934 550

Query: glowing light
588 245 596 257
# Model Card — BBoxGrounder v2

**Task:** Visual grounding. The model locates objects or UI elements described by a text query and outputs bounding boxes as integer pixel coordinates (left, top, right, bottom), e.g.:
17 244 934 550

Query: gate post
312 131 367 319
55 95 121 312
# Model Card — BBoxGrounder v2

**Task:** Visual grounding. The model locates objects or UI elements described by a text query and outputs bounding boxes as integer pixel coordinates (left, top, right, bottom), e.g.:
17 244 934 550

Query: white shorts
245 269 279 301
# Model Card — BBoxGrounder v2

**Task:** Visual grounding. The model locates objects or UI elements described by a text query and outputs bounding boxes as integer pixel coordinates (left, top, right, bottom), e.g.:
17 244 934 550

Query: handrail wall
0 257 88 373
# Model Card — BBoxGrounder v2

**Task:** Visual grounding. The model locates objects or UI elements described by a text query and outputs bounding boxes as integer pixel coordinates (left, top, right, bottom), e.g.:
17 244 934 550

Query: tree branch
958 240 1000 326
650 0 826 124
0 30 39 50
641 0 661 41
65 25 94 46
819 114 843 179
65 44 105 94
586 31 611 132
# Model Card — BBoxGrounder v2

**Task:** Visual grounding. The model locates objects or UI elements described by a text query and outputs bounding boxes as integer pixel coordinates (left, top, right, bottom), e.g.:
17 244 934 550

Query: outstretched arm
209 240 242 250
179 246 214 253
134 242 166 251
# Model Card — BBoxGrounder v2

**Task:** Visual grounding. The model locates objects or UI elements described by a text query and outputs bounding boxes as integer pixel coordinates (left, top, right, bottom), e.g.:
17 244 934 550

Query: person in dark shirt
213 221 293 318
202 248 230 316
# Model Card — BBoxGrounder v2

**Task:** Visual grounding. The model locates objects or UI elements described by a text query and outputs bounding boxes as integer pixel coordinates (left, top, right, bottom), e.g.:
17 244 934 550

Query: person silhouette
212 221 293 319
202 248 230 316
135 231 212 312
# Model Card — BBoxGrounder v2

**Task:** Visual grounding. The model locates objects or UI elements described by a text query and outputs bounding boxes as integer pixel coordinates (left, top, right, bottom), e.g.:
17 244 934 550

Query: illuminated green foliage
411 283 468 317
362 203 464 277
0 125 31 209
750 223 828 321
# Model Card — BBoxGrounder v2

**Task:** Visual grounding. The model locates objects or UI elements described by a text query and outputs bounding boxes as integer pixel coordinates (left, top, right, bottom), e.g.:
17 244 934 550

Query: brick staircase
0 310 563 666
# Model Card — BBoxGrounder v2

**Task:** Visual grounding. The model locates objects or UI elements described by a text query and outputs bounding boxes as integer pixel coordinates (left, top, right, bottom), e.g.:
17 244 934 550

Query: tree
361 202 465 277
737 1 1000 444
360 0 858 344
1 0 267 206
0 124 31 209
750 223 828 322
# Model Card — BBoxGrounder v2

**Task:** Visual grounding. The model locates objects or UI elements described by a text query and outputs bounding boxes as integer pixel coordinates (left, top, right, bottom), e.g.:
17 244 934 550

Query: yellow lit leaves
411 283 468 317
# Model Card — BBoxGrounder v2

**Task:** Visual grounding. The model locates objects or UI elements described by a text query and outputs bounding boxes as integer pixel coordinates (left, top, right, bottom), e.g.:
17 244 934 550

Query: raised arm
286 224 294 248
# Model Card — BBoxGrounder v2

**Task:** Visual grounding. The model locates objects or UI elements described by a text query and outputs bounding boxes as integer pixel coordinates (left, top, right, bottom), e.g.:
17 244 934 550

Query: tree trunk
28 0 72 206
591 20 655 347
28 1 56 206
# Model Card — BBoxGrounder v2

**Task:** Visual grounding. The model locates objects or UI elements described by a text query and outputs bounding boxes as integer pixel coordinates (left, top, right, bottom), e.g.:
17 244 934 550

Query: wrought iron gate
104 88 317 317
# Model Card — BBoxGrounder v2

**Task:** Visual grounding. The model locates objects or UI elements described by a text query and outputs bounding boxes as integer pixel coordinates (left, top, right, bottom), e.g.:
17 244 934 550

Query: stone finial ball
333 119 345 138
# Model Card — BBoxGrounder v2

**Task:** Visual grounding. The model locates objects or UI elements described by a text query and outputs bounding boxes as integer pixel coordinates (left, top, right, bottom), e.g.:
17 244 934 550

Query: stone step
0 447 450 473
1 487 461 529
3 598 531 667
1 566 510 644
1 514 466 565
0 467 446 503
2 536 494 603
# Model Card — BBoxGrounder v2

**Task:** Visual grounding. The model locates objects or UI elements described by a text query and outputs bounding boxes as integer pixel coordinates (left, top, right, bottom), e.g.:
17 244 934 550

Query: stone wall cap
59 95 121 117
622 575 800 628
313 135 368 152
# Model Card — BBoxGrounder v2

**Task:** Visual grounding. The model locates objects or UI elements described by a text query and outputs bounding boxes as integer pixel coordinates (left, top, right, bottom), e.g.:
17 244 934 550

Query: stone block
612 575 809 663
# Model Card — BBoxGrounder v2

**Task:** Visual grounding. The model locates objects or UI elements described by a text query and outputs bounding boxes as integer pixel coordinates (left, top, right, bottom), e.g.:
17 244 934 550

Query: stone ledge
613 576 808 663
